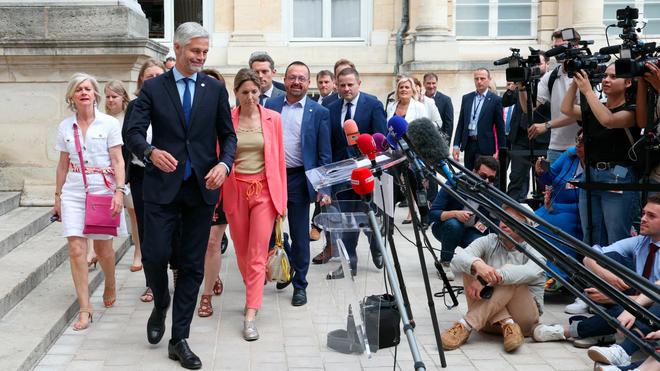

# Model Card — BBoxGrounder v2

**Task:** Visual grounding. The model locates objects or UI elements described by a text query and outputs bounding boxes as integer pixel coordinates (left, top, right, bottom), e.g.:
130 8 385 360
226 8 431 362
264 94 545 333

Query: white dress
55 109 128 239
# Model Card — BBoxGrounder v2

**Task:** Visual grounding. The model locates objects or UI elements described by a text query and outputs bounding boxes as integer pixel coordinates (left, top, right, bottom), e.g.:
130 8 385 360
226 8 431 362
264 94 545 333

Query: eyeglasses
286 76 308 83
575 136 584 144
478 172 496 183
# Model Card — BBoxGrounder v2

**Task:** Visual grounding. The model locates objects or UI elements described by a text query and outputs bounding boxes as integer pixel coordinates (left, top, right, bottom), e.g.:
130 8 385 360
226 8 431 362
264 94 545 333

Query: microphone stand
391 144 455 368
358 192 427 371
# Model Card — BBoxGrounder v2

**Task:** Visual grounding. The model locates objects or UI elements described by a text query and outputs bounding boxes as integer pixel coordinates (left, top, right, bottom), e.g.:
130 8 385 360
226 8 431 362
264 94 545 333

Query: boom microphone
372 132 389 152
545 44 568 58
407 117 454 184
599 45 621 55
351 167 375 196
344 119 360 146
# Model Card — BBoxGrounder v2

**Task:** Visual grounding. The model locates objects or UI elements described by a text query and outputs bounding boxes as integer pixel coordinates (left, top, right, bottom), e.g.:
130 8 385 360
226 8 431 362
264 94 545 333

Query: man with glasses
249 52 285 106
429 156 500 280
265 61 332 306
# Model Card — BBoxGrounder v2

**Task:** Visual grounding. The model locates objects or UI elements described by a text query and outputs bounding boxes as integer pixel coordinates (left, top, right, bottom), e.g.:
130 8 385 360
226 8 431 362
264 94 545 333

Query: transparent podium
307 152 425 369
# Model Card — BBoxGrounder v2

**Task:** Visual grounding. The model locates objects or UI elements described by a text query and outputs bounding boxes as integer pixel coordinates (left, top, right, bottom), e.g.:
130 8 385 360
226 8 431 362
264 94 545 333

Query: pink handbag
73 123 120 236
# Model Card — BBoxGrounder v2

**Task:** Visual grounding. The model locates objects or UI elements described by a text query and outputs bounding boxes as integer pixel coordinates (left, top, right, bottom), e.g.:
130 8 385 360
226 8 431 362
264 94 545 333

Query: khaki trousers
463 274 540 336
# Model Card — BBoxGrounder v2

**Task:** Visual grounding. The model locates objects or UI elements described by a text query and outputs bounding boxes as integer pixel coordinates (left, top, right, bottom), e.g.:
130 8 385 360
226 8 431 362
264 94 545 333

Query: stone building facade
1 0 657 203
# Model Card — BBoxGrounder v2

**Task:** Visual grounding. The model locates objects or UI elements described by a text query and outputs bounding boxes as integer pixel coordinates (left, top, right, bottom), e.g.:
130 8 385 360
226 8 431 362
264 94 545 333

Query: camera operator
503 52 550 201
560 64 640 246
635 61 660 189
522 29 581 164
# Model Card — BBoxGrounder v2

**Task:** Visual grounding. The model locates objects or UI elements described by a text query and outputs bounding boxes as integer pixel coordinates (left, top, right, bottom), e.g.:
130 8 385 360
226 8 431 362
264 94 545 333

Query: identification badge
474 221 487 233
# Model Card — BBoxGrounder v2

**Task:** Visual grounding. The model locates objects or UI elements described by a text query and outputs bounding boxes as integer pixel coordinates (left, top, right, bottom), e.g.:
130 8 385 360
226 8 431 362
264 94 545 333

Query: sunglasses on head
478 172 496 183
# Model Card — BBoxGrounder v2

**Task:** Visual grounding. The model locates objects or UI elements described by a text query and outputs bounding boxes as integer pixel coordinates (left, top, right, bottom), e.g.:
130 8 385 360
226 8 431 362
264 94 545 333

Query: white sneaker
588 345 631 367
594 362 622 371
565 298 590 314
532 324 566 342
440 262 455 281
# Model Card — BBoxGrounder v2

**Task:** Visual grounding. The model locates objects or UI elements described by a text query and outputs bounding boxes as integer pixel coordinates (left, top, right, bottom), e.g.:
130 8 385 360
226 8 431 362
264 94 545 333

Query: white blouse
55 109 123 168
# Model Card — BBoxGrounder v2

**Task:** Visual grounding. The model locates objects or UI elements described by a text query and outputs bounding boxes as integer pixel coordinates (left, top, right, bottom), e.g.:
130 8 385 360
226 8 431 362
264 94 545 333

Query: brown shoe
198 295 213 317
312 244 332 264
441 322 470 350
310 227 321 241
502 322 524 352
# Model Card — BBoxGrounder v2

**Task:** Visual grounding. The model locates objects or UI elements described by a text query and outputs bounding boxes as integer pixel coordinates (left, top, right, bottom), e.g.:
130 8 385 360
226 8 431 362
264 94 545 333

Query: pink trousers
226 172 277 310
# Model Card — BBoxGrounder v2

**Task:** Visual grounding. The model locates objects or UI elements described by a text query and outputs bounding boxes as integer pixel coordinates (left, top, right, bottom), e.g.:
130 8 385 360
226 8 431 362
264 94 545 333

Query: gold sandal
103 286 116 308
72 308 93 331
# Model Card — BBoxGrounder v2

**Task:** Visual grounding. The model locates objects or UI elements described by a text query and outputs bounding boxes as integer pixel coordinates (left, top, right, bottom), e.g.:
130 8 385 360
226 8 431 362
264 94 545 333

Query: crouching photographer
560 64 640 246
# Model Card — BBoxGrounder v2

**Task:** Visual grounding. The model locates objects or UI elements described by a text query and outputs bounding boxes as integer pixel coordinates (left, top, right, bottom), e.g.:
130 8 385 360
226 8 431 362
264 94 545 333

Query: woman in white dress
53 73 127 331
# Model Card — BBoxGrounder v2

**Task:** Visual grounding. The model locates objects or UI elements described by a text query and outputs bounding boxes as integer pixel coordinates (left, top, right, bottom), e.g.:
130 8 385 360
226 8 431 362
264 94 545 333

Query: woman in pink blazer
222 68 287 341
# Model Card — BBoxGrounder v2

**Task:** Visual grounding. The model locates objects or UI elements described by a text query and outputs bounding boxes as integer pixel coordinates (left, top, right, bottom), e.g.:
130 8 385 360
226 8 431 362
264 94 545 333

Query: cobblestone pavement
35 211 595 371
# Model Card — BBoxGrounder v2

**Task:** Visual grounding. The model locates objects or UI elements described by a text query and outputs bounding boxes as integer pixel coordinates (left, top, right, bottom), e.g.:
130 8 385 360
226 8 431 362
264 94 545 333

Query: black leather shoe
291 288 307 306
147 305 168 344
276 266 295 290
371 249 383 269
168 339 202 369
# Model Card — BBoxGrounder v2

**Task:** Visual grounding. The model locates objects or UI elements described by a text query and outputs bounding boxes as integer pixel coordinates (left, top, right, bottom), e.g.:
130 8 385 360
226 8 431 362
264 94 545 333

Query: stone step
0 207 52 259
0 235 131 371
0 192 20 216
0 223 68 319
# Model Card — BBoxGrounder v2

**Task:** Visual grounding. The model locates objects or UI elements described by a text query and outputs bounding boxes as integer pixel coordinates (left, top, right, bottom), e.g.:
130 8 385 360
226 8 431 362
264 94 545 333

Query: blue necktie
182 78 192 180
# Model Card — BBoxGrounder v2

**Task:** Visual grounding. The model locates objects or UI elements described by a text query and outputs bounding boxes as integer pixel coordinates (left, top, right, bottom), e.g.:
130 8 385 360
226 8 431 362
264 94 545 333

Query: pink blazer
222 105 287 216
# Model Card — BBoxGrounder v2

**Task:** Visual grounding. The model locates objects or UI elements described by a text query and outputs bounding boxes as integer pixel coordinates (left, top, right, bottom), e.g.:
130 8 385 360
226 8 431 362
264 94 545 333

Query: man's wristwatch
144 145 155 161
544 121 552 130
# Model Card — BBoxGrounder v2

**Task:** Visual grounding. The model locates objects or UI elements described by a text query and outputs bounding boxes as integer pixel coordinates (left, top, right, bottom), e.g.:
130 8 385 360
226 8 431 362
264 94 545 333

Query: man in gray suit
249 52 285 106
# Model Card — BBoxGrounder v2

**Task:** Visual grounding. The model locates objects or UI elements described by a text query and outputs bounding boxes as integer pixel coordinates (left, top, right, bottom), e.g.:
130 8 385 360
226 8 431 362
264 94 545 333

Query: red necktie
642 243 658 279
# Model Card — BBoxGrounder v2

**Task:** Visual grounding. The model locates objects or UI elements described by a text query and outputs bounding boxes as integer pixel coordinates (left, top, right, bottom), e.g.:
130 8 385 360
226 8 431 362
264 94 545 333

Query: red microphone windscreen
357 133 377 161
351 167 375 196
343 120 359 146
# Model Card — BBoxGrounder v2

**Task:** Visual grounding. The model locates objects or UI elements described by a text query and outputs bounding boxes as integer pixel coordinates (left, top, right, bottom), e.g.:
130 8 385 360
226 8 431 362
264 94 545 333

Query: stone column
415 0 452 40
572 0 605 41
0 0 167 205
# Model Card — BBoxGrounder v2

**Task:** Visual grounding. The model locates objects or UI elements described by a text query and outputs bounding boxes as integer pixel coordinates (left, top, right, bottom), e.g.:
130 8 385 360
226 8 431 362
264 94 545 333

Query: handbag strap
72 123 89 192
275 216 283 249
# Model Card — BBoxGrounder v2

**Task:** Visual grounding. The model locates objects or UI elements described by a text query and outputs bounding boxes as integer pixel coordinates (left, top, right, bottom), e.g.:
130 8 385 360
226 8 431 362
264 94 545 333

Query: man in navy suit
249 52 285 106
126 22 236 369
324 67 387 278
423 72 454 142
265 61 332 306
320 58 355 108
452 68 506 172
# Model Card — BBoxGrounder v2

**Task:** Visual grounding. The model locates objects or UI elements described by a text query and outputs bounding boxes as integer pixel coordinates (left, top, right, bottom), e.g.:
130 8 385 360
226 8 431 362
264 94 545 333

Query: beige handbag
266 217 292 283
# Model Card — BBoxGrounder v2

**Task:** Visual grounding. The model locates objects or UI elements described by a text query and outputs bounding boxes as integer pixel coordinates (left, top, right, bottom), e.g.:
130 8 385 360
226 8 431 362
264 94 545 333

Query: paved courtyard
34 209 596 371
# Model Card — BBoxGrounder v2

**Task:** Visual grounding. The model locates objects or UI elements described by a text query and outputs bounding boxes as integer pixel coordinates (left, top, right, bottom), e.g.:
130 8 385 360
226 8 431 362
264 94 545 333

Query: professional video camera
599 6 660 78
493 47 543 83
545 28 610 80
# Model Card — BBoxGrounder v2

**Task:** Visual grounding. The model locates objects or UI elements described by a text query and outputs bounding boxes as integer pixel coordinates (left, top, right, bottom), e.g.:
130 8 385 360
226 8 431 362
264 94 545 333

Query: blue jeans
546 149 564 164
620 303 660 355
579 165 638 245
431 218 487 263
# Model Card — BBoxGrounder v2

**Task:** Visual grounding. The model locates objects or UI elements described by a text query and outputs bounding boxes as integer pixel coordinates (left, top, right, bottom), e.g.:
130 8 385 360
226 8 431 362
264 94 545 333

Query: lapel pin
309 109 313 112
201 83 205 87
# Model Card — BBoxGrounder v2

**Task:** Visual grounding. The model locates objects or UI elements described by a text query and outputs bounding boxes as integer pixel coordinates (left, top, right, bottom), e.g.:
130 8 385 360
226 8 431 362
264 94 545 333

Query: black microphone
599 45 621 55
406 117 455 184
545 44 568 58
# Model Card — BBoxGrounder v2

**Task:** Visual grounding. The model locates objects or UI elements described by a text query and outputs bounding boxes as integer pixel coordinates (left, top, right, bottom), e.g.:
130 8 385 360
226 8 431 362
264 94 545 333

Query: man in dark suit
452 68 506 172
423 72 454 142
249 52 285 106
265 61 332 306
323 67 387 277
125 22 236 369
319 58 355 108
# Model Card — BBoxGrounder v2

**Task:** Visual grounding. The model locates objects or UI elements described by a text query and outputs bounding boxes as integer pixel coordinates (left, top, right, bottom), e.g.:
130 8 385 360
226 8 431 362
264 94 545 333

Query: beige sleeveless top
234 126 265 174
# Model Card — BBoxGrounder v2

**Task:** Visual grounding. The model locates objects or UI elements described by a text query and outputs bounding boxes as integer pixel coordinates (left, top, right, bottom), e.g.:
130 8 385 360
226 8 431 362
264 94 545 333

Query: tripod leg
386 216 415 326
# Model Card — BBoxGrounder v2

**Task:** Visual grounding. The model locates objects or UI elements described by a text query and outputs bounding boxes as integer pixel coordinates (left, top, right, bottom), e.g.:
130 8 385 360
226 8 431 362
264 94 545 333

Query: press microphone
344 119 360 146
545 44 568 58
357 133 381 178
599 45 621 55
407 117 454 184
351 166 375 197
372 132 389 152
387 116 408 149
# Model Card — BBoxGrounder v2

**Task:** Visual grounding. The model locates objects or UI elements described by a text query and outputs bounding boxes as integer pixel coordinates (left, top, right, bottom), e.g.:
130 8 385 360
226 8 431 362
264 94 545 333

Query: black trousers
142 175 214 341
129 164 148 287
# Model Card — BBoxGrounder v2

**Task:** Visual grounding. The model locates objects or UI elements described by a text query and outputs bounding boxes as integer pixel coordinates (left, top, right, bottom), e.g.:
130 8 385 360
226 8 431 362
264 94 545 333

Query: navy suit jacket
430 91 454 141
327 92 387 162
453 91 506 156
321 92 339 108
265 96 333 203
125 70 237 205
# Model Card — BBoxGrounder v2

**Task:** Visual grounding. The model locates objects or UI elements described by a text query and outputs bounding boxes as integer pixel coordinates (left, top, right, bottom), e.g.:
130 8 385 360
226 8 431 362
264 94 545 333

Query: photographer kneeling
560 65 639 246
441 204 546 353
